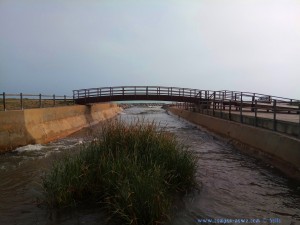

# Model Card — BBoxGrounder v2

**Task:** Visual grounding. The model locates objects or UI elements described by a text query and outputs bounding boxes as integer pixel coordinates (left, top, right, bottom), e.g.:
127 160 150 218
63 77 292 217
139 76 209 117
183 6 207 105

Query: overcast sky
1 0 299 98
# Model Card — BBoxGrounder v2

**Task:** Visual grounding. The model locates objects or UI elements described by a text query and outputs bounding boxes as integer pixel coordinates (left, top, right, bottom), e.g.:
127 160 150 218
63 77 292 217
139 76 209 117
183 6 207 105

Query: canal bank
0 103 122 153
169 107 300 181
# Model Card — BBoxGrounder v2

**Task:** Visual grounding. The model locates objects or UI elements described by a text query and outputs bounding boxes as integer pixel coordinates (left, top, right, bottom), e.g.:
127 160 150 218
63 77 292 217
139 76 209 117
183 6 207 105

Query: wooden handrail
0 92 74 111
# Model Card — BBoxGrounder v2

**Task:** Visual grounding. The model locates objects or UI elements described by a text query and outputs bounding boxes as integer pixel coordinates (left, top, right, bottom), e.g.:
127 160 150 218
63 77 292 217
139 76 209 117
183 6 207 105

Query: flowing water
0 106 299 225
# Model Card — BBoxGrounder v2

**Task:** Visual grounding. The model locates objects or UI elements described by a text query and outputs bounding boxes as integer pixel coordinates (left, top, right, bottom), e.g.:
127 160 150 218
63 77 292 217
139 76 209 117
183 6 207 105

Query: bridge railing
202 90 300 118
212 90 300 105
73 86 217 100
0 92 74 111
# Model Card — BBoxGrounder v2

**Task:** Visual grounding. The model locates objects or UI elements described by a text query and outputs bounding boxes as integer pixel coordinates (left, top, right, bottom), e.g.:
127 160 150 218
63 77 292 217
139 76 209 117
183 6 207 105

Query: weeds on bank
42 119 197 225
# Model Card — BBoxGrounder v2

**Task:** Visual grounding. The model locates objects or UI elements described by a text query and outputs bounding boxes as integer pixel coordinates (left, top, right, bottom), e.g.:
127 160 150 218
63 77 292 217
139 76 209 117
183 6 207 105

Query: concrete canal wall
0 103 122 153
169 107 300 180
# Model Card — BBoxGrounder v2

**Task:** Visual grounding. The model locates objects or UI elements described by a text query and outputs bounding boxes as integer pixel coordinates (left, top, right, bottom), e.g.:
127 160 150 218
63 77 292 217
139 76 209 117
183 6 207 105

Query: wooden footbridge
73 86 210 104
73 86 299 114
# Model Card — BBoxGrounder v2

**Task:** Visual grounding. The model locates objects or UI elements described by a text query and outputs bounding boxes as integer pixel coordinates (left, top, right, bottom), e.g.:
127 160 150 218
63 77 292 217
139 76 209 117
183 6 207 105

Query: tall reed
42 119 197 225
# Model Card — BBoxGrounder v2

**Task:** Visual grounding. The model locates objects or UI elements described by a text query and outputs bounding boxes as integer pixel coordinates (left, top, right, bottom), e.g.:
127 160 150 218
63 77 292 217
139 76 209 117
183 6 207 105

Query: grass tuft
42 119 197 225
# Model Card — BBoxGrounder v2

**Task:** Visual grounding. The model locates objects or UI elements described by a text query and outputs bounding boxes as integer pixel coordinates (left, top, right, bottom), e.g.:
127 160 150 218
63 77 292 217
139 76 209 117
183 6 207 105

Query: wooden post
220 98 223 119
109 87 112 101
235 93 238 111
229 100 232 121
39 94 42 108
206 98 209 115
255 100 257 126
273 100 277 131
222 92 225 110
251 96 255 112
240 92 243 123
298 104 300 138
213 91 215 116
53 94 56 107
2 92 6 111
20 93 23 110
3 92 6 111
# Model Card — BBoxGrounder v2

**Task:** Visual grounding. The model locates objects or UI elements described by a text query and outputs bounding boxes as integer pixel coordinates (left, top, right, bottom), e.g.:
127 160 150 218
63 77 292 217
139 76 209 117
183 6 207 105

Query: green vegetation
42 120 197 225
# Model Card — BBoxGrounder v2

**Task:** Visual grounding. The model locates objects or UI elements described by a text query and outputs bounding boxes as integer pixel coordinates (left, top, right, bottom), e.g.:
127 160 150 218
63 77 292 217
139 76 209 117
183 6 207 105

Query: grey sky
1 0 300 98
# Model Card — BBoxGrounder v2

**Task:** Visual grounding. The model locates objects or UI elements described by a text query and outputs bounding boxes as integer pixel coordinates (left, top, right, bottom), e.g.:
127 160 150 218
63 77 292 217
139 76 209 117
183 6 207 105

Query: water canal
0 106 299 225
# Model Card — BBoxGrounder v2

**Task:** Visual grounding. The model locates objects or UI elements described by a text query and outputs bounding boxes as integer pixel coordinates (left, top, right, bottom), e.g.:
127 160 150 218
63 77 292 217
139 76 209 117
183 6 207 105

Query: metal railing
0 92 74 111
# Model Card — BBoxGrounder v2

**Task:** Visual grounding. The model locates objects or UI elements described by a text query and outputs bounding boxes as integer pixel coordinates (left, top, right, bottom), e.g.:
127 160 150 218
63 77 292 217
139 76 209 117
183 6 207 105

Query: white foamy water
14 144 45 153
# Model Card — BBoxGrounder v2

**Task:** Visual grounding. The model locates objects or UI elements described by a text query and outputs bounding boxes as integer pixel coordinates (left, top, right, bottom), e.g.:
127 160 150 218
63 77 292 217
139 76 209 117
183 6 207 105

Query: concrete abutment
0 103 122 153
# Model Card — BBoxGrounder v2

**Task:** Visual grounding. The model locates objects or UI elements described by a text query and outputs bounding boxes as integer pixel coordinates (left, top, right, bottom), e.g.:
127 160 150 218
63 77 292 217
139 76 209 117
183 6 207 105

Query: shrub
42 119 197 225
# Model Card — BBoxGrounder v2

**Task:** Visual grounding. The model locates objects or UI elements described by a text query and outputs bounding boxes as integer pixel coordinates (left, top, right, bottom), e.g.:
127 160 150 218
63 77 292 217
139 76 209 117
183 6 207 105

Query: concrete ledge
0 103 122 153
170 107 300 180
